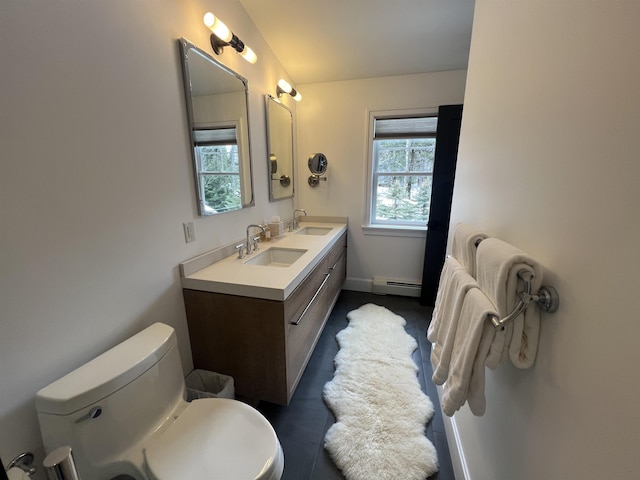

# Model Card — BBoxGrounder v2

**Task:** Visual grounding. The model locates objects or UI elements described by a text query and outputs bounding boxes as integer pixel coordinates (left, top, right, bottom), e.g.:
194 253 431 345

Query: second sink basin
295 227 332 236
245 247 307 267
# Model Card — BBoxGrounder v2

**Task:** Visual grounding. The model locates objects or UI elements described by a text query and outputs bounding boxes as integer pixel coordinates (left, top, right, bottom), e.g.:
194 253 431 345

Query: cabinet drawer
285 282 327 396
283 254 334 398
327 248 346 304
326 232 347 271
284 257 329 324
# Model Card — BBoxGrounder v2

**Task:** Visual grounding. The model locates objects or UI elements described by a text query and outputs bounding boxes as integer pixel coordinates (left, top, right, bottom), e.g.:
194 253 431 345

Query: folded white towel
428 256 464 343
428 257 478 385
440 288 499 417
451 223 488 278
476 238 543 369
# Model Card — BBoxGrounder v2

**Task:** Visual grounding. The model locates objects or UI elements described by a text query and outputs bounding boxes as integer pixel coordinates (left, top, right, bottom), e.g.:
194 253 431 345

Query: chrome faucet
246 224 266 254
293 209 307 230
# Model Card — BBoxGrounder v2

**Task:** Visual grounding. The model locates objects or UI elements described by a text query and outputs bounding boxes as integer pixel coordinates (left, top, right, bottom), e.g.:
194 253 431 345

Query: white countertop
180 222 347 301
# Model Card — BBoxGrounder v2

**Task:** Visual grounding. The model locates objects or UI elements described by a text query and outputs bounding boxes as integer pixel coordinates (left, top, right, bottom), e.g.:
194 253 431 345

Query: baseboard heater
372 277 422 297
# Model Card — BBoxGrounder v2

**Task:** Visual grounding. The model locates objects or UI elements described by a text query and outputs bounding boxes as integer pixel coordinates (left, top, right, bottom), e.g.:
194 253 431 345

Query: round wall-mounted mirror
308 153 328 187
308 153 328 175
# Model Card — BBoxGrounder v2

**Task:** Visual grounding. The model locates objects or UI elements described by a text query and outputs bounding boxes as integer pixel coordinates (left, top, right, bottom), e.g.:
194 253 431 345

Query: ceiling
238 0 476 85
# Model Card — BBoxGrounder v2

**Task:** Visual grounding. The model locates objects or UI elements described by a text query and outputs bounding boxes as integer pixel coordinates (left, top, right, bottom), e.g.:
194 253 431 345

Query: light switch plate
183 222 196 243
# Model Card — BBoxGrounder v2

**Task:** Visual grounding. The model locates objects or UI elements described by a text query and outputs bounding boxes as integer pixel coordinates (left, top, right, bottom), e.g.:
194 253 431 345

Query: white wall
0 0 298 474
295 72 467 289
448 1 640 478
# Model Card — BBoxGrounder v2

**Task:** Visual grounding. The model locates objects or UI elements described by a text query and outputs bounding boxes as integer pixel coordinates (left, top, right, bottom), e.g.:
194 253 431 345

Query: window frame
364 108 439 237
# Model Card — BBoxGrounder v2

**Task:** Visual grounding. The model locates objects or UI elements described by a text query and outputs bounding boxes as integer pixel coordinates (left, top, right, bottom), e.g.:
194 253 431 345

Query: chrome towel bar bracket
487 270 560 330
7 451 37 476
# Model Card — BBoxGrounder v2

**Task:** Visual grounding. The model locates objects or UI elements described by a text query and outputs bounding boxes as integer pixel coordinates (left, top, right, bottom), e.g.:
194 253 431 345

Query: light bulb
203 12 232 42
203 12 215 27
277 79 293 94
292 91 302 102
240 46 257 64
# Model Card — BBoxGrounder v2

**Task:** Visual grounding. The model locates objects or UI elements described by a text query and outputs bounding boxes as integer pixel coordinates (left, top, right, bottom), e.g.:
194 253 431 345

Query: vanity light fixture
203 12 257 64
276 79 302 102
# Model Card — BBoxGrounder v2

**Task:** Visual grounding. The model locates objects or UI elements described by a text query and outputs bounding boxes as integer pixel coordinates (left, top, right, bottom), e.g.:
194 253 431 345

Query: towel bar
487 270 559 330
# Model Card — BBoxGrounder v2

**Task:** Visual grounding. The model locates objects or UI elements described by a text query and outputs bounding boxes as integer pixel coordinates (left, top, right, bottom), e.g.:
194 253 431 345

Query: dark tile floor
257 290 455 480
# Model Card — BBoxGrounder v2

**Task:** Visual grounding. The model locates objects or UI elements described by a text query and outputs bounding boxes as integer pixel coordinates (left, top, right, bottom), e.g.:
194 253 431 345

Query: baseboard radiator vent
372 277 422 297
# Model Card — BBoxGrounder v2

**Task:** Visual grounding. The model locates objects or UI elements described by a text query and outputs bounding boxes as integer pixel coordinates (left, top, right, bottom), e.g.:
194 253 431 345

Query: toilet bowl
35 323 284 480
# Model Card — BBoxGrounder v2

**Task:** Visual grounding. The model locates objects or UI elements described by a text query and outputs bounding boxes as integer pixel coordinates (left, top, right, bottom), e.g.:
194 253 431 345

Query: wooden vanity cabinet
183 232 347 405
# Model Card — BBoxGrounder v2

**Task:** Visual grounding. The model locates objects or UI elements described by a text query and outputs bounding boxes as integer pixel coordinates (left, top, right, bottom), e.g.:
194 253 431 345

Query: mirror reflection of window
193 126 242 213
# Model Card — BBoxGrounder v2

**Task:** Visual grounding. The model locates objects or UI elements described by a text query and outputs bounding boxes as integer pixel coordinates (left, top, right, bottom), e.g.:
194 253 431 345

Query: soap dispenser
262 220 271 241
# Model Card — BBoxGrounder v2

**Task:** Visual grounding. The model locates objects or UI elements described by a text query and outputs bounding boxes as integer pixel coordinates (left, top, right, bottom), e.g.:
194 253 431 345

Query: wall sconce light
276 79 302 102
203 12 257 64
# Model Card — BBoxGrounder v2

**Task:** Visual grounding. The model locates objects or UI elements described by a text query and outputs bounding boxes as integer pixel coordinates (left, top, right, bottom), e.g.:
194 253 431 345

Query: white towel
451 223 488 278
428 256 465 343
476 238 543 369
428 257 478 385
440 288 499 417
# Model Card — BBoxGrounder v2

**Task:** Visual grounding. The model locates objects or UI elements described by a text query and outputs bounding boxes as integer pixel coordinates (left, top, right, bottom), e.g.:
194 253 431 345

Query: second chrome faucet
293 209 307 230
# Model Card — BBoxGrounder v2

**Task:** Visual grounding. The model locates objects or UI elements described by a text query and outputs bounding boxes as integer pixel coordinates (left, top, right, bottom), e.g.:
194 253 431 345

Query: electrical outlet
183 222 196 243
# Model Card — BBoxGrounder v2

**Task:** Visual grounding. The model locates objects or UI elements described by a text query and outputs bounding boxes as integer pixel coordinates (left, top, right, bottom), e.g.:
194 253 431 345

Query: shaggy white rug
323 303 439 480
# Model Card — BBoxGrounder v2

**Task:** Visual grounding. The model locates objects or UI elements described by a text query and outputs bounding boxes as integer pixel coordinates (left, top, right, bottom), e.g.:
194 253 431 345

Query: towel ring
488 270 560 330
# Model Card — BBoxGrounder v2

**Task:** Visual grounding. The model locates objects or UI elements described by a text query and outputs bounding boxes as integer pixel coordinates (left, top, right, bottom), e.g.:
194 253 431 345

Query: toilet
35 323 284 480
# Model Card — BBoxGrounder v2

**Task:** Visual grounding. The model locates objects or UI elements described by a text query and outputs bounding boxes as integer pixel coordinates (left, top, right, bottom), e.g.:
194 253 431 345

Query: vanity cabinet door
182 289 288 403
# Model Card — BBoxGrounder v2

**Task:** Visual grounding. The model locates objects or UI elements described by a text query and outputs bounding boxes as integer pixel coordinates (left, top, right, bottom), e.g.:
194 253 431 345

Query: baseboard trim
437 385 471 480
343 277 373 293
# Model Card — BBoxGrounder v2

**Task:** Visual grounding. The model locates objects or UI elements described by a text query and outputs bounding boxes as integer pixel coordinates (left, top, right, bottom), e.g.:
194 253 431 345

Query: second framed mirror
265 94 294 201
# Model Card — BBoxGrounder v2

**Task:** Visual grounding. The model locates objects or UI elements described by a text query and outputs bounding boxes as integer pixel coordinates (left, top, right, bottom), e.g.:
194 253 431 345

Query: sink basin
295 227 332 236
245 247 307 267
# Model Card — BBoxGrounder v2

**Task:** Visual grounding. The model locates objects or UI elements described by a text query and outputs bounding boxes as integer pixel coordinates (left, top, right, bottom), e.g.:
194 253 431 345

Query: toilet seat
144 398 283 480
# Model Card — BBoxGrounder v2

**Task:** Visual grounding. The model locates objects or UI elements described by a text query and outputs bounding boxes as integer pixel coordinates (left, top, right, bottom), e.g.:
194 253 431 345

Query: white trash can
185 369 235 401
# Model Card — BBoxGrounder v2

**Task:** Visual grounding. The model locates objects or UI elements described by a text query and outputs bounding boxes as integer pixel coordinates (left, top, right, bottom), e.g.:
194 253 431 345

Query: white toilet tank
36 323 187 479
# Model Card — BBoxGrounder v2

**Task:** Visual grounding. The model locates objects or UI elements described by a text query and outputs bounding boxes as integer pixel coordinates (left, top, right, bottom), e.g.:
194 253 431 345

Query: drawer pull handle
292 273 331 325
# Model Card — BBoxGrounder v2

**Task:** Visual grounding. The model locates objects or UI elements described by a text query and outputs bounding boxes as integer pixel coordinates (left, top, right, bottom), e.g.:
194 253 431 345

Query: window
193 125 242 214
366 111 438 231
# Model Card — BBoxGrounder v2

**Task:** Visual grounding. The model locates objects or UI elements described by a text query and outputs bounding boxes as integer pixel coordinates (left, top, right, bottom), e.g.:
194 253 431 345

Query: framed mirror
265 94 294 201
179 38 254 216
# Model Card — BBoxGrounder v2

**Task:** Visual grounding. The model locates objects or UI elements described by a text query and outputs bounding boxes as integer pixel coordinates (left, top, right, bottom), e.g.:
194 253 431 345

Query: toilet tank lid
36 323 177 416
